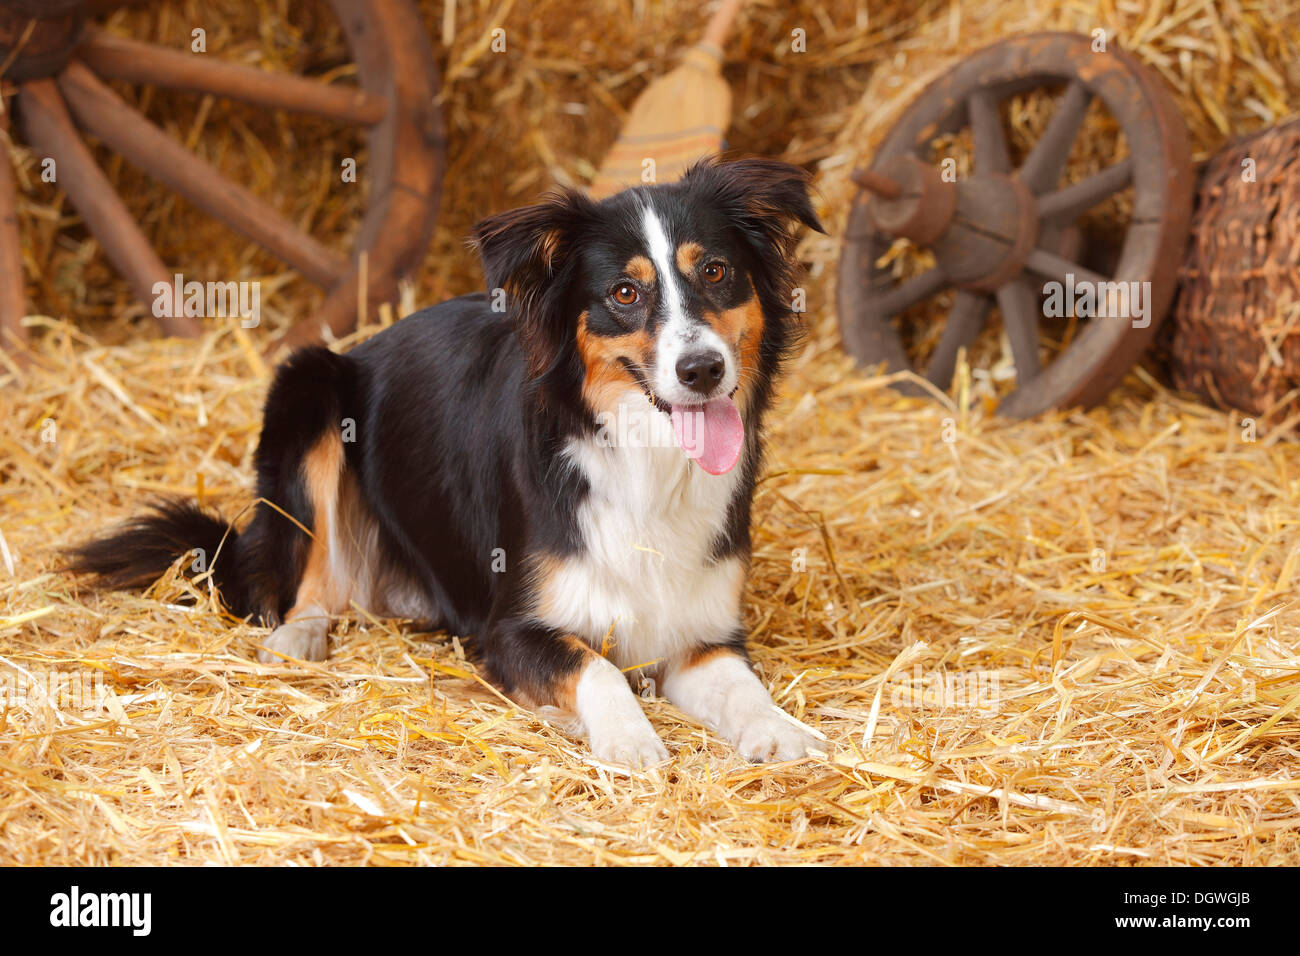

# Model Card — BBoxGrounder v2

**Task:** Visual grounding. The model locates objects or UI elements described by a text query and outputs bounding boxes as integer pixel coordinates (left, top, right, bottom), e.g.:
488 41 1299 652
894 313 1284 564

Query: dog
70 158 825 767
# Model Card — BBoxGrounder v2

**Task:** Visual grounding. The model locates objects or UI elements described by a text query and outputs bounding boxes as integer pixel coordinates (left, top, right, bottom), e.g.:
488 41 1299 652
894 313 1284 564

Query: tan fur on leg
259 432 347 664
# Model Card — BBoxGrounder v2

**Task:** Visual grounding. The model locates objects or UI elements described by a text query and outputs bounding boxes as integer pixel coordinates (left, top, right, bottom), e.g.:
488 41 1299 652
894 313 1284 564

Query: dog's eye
612 284 639 306
702 262 727 284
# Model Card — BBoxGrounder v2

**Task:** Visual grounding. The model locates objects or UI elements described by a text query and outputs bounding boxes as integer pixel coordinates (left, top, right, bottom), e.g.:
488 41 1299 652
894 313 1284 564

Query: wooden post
19 78 200 337
0 88 28 352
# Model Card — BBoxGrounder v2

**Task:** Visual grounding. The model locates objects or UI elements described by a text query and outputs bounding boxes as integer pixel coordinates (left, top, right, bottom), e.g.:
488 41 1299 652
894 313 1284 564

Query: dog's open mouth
670 396 744 475
618 359 744 475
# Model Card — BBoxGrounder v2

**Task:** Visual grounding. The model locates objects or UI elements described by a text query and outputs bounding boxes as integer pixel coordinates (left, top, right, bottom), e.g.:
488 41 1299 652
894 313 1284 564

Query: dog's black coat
70 159 823 707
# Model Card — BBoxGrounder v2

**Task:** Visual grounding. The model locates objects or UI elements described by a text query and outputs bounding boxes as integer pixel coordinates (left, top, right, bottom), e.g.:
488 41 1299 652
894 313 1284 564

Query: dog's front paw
734 711 817 763
259 618 329 663
589 716 670 768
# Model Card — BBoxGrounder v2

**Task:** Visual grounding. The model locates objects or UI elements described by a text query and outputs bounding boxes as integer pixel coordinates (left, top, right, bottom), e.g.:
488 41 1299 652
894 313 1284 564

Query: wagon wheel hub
0 1 86 80
854 156 1040 293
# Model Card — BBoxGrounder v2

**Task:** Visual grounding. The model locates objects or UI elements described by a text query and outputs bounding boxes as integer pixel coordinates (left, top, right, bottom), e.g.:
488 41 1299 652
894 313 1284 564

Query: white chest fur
535 396 747 670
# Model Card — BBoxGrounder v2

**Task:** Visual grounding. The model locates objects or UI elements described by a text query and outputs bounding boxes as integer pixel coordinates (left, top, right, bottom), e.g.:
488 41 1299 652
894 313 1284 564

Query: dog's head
472 158 823 474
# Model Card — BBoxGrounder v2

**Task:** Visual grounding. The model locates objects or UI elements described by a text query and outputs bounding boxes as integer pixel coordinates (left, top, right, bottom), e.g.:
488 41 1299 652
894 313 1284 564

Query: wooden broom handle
701 0 745 52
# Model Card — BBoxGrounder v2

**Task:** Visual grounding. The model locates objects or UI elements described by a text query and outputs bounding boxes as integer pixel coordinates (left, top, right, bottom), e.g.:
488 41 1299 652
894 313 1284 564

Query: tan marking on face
676 241 705 275
576 310 654 413
701 282 764 409
624 255 655 285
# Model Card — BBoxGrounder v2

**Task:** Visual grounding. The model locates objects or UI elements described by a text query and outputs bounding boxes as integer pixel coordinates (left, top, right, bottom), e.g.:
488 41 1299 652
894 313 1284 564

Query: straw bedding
1 0 1299 865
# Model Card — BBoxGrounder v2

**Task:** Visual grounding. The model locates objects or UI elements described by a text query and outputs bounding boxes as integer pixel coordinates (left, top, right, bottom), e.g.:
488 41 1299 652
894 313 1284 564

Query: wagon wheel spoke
874 267 948 316
995 278 1042 381
1037 157 1133 222
0 0 445 354
1023 247 1110 290
77 28 389 126
56 60 347 288
17 78 199 337
968 89 1010 174
923 289 991 386
1018 80 1092 194
0 101 27 350
277 265 381 349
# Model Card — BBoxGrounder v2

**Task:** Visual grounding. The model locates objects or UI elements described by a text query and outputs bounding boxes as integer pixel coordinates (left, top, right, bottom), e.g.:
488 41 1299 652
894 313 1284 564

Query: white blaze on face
640 204 735 405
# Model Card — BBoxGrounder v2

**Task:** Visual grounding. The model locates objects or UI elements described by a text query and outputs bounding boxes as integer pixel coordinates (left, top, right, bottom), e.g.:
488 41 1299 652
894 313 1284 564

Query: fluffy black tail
68 346 356 627
65 499 253 617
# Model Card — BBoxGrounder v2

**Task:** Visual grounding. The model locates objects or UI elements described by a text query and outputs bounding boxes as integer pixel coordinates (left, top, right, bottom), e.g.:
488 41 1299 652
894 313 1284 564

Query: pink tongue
671 396 744 475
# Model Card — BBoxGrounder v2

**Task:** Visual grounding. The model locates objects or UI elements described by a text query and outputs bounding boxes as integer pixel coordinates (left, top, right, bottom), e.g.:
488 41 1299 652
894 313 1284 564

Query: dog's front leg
662 644 815 762
485 619 668 768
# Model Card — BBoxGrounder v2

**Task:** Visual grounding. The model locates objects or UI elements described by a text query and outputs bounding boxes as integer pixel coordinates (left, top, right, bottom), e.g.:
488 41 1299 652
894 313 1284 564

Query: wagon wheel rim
836 32 1194 418
0 0 445 355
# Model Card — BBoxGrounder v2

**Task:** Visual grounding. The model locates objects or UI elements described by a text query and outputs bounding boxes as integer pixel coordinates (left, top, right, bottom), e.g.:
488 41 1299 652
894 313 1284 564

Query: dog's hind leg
261 613 330 662
259 430 350 664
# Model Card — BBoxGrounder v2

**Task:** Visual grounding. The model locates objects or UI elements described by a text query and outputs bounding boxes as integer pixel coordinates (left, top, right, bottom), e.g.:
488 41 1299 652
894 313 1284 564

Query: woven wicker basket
1169 118 1300 419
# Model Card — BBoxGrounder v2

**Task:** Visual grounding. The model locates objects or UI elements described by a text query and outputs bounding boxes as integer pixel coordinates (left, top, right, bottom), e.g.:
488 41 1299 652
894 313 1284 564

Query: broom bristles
590 47 732 197
590 0 745 197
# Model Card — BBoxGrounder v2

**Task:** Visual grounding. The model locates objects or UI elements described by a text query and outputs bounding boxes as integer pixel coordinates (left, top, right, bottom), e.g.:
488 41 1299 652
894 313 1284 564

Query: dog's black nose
676 350 725 395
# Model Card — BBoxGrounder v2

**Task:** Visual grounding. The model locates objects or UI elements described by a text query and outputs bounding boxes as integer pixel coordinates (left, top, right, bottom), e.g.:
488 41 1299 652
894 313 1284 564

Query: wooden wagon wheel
837 32 1194 418
0 0 445 355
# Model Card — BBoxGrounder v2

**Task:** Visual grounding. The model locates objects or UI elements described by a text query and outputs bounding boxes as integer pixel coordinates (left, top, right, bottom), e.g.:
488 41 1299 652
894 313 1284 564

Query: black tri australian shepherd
71 158 825 767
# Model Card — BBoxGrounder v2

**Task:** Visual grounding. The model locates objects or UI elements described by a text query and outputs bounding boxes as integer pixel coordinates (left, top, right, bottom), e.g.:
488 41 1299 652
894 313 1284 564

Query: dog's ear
470 190 595 379
683 157 824 242
682 158 824 307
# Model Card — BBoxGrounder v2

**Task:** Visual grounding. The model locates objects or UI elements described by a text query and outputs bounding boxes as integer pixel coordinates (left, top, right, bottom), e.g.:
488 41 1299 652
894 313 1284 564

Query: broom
588 0 745 199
